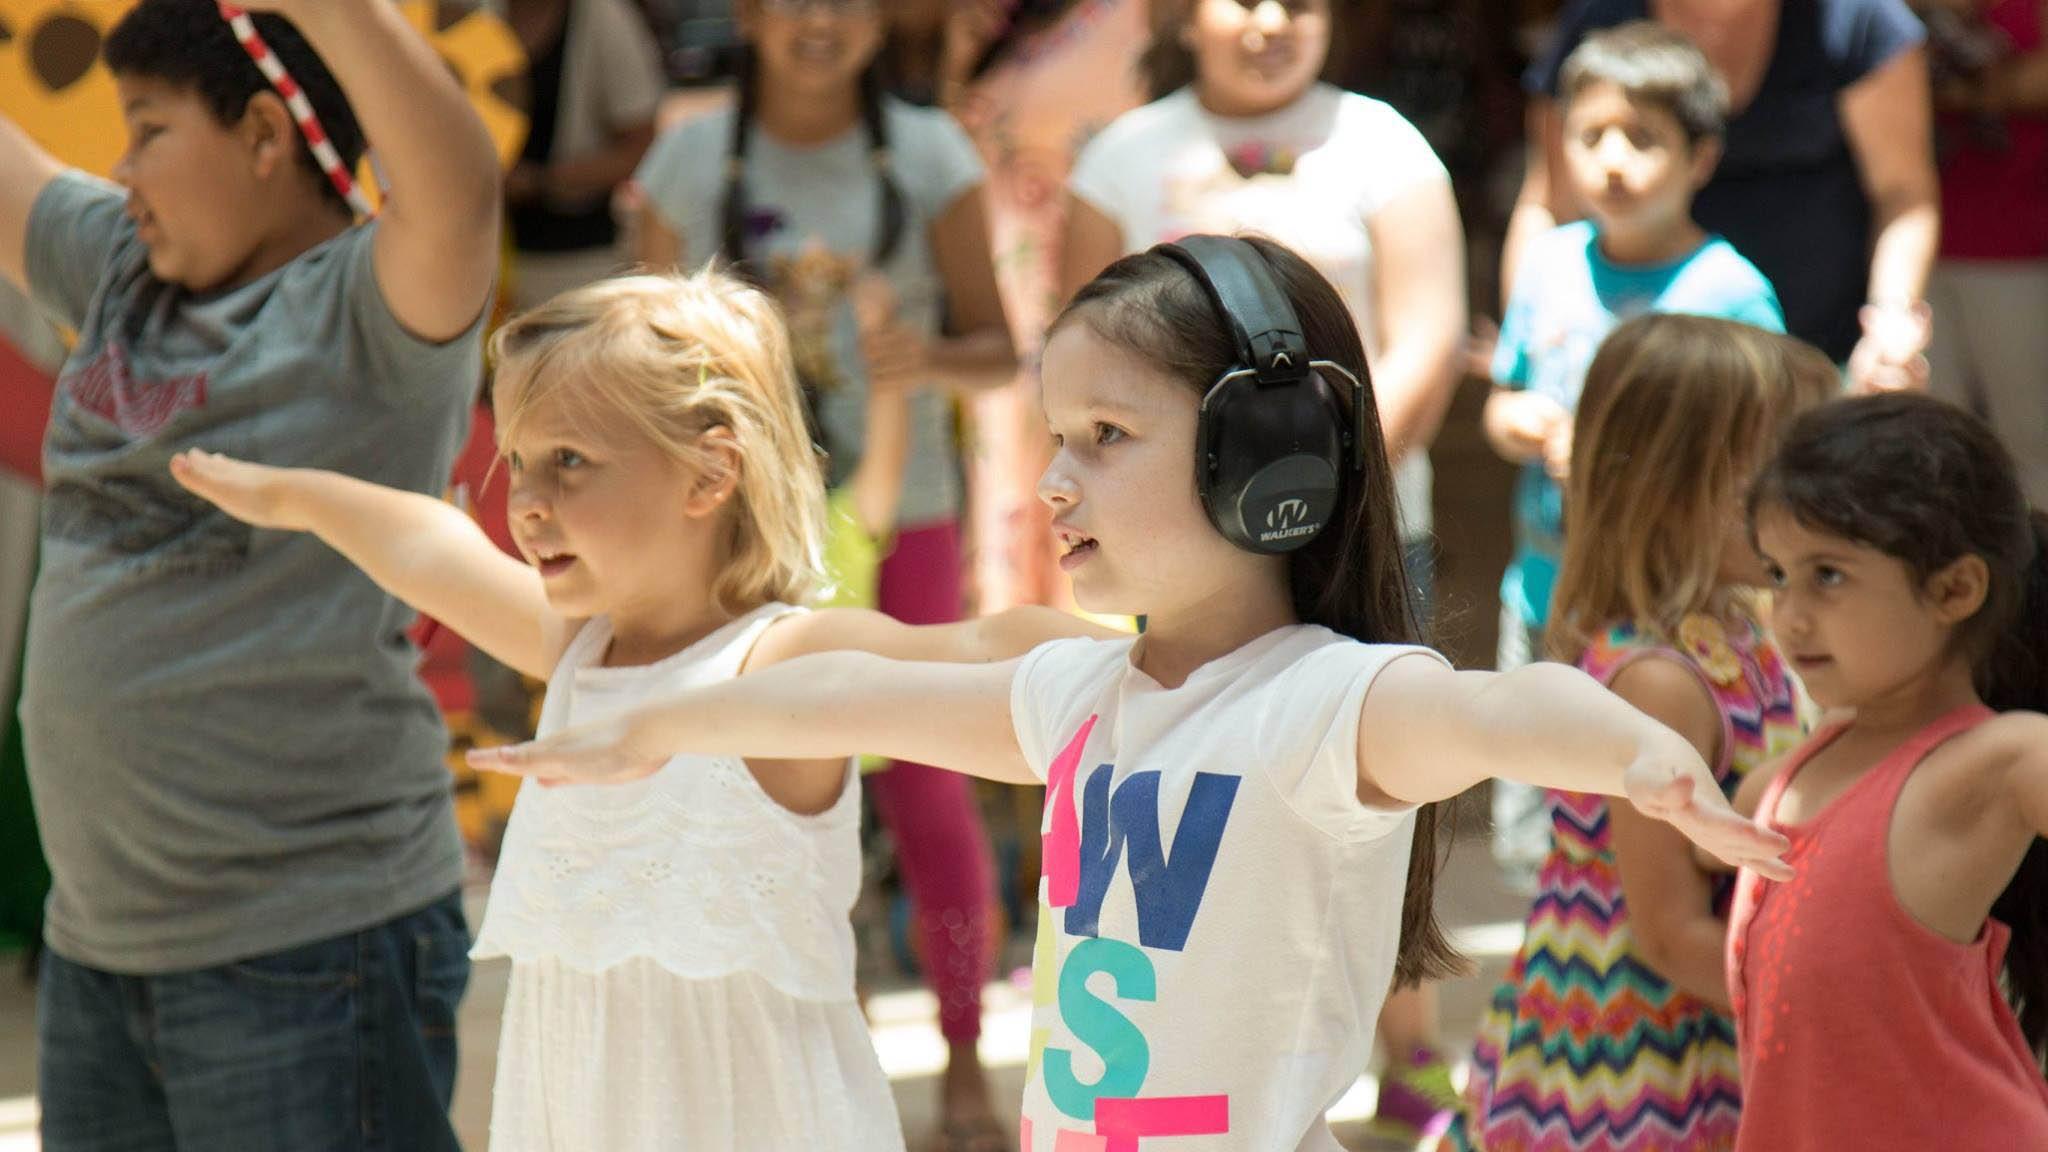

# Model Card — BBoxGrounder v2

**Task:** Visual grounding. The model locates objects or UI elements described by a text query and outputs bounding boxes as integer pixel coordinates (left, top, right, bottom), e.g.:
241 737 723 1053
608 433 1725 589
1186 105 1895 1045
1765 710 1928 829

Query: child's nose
1249 0 1292 35
507 476 551 519
1036 461 1078 510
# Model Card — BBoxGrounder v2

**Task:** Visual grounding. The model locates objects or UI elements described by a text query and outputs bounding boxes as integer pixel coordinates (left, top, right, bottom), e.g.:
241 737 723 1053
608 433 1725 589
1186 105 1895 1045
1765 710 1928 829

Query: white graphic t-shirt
1068 84 1449 539
1008 625 1443 1149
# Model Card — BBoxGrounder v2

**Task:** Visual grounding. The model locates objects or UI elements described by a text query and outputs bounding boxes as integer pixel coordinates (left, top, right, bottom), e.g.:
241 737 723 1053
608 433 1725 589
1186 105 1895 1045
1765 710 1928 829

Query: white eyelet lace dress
472 604 904 1151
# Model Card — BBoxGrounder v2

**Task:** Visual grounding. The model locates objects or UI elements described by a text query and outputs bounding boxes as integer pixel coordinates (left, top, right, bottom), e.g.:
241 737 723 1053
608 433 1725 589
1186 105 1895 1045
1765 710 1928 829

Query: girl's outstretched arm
1358 655 1792 878
750 604 1123 671
171 450 565 679
470 651 1031 786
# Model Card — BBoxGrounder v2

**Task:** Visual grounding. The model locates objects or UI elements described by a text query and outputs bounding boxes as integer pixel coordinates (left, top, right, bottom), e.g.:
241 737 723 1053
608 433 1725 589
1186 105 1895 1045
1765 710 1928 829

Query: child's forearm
0 115 64 292
927 328 1018 393
1368 658 1790 873
284 0 499 231
1611 807 1737 1009
544 126 657 204
1366 659 1701 806
619 651 1033 784
1466 663 1697 799
275 469 552 676
847 391 909 538
1480 388 1545 464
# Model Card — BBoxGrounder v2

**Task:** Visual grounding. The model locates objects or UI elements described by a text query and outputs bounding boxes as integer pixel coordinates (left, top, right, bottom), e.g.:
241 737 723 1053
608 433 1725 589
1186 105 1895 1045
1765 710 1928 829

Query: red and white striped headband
218 3 377 217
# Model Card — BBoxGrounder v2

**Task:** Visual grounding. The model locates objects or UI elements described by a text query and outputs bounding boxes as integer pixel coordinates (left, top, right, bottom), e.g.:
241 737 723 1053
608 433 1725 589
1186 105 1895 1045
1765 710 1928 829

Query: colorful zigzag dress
1448 609 1807 1152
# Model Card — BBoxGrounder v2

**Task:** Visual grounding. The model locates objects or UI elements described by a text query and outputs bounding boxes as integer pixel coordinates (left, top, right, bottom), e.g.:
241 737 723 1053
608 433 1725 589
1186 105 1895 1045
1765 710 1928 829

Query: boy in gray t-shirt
0 0 500 1146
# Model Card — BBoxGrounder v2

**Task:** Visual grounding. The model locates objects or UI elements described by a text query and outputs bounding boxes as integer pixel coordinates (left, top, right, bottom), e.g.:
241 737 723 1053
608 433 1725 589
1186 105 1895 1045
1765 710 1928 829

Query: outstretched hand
170 450 305 531
1625 740 1793 881
467 716 670 787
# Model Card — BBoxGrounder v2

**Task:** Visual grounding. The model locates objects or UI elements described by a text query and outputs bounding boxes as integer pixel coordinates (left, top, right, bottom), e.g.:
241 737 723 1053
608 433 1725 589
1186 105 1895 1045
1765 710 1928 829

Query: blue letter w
1064 766 1240 951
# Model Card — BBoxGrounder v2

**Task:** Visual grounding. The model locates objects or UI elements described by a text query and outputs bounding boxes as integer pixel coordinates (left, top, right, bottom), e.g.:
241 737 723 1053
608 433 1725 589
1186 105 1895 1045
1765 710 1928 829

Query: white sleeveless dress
473 604 904 1151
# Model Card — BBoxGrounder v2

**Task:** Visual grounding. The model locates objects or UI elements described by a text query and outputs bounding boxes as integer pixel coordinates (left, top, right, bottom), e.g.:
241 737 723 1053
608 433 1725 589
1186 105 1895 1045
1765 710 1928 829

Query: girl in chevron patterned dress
1450 315 1835 1152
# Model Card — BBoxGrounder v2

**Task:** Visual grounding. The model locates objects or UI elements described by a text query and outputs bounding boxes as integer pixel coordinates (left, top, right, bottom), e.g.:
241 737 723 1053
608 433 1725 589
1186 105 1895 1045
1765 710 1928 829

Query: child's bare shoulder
1971 711 2048 776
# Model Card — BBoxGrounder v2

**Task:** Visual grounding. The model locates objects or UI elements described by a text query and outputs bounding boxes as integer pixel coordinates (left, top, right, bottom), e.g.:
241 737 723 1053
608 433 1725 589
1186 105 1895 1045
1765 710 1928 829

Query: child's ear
240 91 297 181
1689 136 1724 191
683 427 744 518
1926 553 1992 625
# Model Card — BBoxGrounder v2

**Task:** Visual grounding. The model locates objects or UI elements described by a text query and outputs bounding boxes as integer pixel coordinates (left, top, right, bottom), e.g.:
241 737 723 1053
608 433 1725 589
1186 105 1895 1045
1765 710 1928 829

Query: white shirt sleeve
1260 642 1449 842
632 113 724 263
1008 637 1130 782
1066 110 1143 228
1349 98 1452 220
895 105 988 221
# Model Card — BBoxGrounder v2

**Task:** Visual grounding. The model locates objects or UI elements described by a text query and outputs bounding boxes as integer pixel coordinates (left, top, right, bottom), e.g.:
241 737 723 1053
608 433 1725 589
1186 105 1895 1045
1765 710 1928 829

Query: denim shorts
37 889 470 1152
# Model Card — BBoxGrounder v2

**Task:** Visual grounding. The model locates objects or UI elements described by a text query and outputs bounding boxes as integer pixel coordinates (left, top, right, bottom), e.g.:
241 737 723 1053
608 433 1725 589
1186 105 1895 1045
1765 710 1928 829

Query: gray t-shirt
22 172 478 973
636 97 984 527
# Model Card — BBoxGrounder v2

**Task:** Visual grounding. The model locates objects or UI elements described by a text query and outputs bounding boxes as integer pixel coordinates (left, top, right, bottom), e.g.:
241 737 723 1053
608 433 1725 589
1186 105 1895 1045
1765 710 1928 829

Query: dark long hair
1049 234 1463 989
717 46 906 282
1749 392 2048 1069
717 40 906 459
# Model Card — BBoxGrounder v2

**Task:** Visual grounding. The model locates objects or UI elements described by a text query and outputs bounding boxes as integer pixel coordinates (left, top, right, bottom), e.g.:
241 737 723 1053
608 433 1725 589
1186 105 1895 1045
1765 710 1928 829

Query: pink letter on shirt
1043 715 1097 909
1094 1095 1231 1151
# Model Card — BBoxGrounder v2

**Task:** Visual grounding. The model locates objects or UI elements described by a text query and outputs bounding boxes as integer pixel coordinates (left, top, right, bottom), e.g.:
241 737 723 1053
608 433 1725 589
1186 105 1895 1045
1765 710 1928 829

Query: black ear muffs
1158 236 1368 554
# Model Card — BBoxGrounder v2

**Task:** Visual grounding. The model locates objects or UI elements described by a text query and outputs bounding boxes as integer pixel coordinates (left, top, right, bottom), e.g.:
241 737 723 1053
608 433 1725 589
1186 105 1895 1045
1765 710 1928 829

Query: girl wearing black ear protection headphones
472 235 1792 1152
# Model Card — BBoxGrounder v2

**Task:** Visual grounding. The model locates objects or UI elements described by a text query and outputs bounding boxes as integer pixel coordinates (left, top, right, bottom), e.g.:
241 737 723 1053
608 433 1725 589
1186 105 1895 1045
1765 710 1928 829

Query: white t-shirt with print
1008 625 1443 1150
636 98 985 527
1068 84 1449 539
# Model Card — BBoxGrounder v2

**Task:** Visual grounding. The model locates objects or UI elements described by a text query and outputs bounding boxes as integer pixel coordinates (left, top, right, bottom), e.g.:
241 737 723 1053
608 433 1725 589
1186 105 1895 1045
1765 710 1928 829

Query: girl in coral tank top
1729 392 2048 1151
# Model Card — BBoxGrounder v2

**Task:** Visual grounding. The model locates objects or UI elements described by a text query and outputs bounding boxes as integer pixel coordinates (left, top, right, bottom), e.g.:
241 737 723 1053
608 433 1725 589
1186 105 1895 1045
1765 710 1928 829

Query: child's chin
1067 582 1135 621
539 585 599 616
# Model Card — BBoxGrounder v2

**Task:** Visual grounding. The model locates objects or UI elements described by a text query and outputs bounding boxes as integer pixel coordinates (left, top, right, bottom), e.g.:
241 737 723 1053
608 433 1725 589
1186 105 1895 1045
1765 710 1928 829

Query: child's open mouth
1058 535 1098 572
536 551 579 579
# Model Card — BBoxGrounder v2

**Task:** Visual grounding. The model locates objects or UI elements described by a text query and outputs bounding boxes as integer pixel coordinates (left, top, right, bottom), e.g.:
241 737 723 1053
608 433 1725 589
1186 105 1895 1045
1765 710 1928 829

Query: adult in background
1510 0 1940 390
1924 0 2048 507
502 0 666 308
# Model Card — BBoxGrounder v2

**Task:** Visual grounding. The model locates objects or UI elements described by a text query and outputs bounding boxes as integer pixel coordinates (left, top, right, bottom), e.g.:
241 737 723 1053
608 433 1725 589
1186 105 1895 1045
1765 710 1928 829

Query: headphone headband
1158 235 1310 387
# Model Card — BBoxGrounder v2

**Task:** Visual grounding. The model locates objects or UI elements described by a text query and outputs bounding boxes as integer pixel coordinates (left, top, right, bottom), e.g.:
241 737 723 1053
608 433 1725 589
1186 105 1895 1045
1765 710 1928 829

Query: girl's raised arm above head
469 649 1034 786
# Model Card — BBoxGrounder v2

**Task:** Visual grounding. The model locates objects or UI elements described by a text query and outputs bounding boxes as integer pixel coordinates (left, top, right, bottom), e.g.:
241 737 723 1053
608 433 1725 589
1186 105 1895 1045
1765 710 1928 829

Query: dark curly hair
104 0 366 215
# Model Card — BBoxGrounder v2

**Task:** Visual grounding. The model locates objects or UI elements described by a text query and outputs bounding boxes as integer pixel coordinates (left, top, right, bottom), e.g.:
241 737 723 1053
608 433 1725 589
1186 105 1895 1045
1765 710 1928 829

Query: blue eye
1815 567 1844 588
555 449 586 469
1094 423 1126 446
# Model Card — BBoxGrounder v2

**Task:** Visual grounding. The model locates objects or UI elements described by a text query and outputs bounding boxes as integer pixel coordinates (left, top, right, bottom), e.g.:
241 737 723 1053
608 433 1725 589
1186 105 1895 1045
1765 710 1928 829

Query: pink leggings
871 519 994 1045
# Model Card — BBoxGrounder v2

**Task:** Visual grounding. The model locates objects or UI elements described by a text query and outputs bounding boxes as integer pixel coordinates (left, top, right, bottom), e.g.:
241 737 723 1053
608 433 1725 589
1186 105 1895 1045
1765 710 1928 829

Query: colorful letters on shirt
1029 715 1236 1147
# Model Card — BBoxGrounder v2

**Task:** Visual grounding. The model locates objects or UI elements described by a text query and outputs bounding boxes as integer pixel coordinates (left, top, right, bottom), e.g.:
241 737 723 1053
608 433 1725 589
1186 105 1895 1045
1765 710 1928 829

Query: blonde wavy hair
489 269 827 611
1547 313 1839 664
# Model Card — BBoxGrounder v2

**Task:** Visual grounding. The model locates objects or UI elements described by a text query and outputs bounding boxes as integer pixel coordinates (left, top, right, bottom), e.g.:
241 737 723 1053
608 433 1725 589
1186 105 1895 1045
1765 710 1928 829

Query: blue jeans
38 890 470 1152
